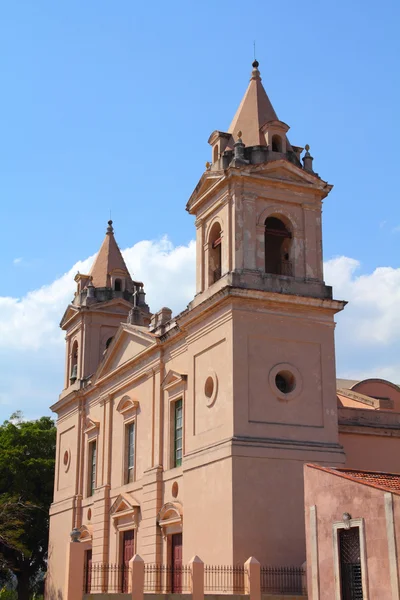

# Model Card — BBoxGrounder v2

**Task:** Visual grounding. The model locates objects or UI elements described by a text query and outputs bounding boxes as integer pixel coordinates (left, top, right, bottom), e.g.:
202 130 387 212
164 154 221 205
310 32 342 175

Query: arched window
70 341 78 382
208 222 222 284
264 216 292 276
213 145 219 164
114 279 122 291
272 135 282 153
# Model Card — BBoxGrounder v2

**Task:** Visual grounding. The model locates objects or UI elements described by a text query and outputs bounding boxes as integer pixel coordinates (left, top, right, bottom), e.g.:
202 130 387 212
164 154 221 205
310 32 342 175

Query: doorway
84 549 92 593
171 533 183 593
122 530 135 593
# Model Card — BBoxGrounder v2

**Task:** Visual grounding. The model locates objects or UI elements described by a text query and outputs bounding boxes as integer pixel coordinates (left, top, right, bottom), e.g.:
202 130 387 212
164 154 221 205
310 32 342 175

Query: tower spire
227 60 279 147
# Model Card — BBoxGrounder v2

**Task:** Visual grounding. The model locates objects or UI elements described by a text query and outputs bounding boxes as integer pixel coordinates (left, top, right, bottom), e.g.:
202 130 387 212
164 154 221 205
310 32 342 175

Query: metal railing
83 563 131 593
83 562 306 596
144 563 191 593
260 566 306 595
204 565 247 594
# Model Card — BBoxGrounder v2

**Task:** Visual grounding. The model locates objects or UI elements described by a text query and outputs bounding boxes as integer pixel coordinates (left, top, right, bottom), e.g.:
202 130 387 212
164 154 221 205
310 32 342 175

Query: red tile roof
339 469 400 493
307 464 400 495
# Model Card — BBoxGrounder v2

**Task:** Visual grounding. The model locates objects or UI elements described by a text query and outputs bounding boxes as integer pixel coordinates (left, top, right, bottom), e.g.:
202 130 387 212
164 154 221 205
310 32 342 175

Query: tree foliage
0 412 56 600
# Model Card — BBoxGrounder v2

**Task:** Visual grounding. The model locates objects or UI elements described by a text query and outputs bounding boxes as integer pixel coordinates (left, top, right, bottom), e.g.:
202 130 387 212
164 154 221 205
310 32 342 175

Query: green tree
0 412 56 600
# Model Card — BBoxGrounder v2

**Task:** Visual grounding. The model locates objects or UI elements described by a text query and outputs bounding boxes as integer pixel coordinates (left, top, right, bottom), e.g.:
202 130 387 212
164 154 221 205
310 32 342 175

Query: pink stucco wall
304 465 394 599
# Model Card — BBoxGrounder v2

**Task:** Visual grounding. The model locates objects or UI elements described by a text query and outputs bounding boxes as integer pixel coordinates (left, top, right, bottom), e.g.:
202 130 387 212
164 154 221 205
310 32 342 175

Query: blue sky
1 0 400 420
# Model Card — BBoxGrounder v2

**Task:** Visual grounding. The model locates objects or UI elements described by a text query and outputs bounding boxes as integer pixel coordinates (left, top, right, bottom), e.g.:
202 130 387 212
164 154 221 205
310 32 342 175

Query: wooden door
122 530 135 592
84 549 92 593
171 533 183 593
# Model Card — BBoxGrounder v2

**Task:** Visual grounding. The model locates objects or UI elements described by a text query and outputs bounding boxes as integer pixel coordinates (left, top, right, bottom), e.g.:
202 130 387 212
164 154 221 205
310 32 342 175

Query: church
46 60 400 599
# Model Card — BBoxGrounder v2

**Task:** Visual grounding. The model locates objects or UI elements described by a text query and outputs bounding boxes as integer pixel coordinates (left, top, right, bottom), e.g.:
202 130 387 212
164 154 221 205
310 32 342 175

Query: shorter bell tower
60 220 151 392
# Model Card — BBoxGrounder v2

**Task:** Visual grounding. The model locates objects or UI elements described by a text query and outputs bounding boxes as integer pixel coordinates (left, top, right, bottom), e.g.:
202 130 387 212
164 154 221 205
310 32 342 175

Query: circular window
269 363 302 401
204 372 218 407
87 508 92 521
205 377 214 398
275 371 296 394
63 449 71 472
172 481 179 498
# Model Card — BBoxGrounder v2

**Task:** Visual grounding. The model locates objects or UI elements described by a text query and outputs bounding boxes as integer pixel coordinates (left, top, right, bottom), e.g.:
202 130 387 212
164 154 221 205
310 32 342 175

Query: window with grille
88 440 97 497
174 399 183 467
126 422 135 484
339 527 363 600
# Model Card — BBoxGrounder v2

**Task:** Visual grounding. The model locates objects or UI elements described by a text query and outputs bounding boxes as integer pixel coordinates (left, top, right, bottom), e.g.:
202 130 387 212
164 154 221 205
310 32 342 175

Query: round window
275 371 296 394
204 372 218 407
63 450 69 466
269 363 302 401
204 376 214 398
172 481 179 498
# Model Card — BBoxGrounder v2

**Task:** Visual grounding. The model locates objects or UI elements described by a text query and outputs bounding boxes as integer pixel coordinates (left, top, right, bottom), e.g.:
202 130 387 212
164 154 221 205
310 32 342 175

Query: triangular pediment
110 493 140 518
250 160 325 187
162 370 187 391
186 172 225 211
84 417 100 434
60 304 79 328
96 324 157 380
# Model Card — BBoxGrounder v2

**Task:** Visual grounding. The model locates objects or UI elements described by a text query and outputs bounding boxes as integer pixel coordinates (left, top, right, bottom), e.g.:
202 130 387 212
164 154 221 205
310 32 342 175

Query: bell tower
60 220 151 392
189 60 330 302
186 61 346 565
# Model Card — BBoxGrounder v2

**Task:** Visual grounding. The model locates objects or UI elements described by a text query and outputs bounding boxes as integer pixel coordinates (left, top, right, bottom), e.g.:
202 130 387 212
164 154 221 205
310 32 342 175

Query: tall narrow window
174 399 183 468
339 527 363 600
126 422 135 484
114 279 122 291
88 440 97 497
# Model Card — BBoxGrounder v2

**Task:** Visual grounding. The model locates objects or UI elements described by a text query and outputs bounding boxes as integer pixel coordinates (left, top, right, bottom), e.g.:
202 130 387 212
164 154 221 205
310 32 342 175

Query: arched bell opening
114 278 122 292
264 216 293 276
70 341 78 383
208 222 222 284
271 134 283 153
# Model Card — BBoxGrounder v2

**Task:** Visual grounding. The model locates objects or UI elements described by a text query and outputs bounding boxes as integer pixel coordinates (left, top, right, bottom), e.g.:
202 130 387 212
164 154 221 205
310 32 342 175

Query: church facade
45 61 400 599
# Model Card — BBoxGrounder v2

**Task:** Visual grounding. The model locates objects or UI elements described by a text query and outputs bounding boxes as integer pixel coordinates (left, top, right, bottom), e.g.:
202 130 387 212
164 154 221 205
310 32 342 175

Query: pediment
162 370 187 392
251 161 319 185
96 324 156 379
186 172 225 211
110 493 140 519
60 304 79 328
116 395 139 414
84 417 100 434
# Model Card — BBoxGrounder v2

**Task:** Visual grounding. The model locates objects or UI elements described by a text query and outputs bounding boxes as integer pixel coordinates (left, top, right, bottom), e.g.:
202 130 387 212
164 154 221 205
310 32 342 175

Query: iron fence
83 563 131 593
144 563 191 593
260 566 306 595
204 565 247 594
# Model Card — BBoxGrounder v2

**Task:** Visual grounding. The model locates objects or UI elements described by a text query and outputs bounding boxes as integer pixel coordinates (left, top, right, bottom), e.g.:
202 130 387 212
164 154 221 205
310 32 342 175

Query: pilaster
139 466 163 562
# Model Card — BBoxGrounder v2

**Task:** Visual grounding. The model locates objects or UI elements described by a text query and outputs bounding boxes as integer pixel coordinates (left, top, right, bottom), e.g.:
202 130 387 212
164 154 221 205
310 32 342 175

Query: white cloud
1 239 400 419
13 257 23 265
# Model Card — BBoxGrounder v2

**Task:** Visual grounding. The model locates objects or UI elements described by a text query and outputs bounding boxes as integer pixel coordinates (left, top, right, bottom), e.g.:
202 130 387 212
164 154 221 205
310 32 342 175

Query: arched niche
264 216 293 276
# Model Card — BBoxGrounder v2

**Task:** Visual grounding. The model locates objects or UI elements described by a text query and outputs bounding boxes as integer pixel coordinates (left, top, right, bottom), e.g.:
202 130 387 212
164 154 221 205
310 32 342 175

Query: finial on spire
107 219 114 234
251 59 261 81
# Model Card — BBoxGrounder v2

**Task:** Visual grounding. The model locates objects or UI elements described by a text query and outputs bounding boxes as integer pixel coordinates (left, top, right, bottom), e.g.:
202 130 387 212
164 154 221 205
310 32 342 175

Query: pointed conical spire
228 60 279 147
89 220 133 289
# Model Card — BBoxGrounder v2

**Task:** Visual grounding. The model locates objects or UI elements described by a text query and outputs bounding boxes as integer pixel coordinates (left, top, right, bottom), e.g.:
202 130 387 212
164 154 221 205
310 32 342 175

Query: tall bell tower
186 60 346 564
